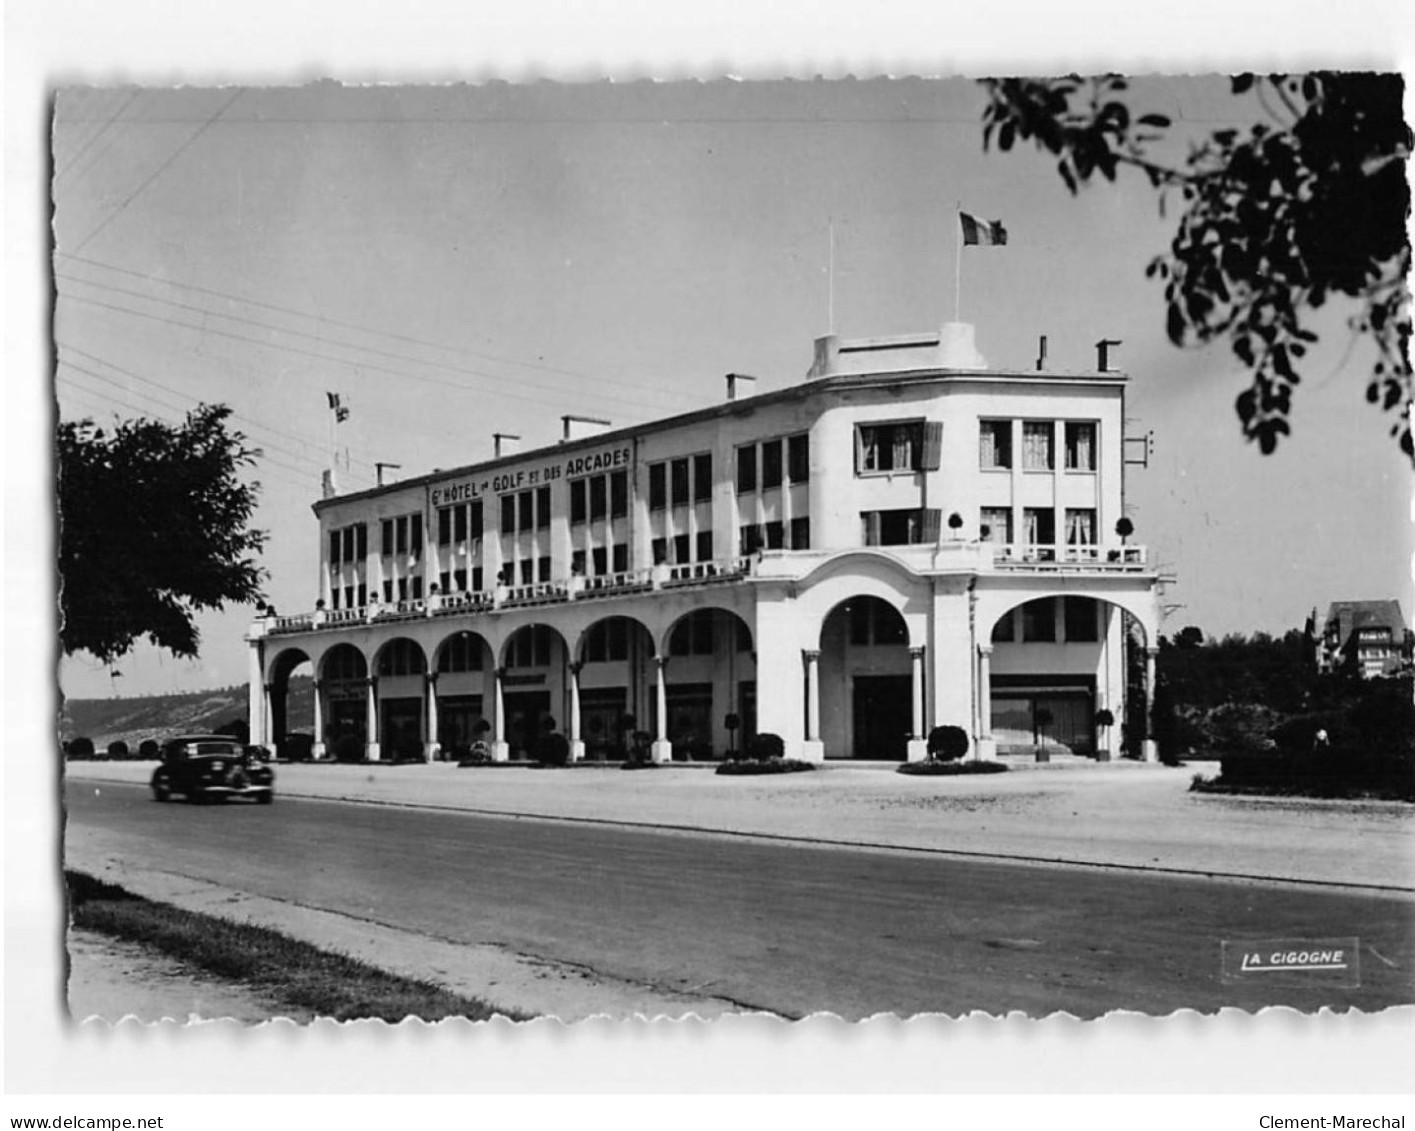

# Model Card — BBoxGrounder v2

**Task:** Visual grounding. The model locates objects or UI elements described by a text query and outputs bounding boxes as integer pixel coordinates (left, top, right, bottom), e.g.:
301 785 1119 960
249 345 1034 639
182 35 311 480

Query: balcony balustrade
263 544 1149 638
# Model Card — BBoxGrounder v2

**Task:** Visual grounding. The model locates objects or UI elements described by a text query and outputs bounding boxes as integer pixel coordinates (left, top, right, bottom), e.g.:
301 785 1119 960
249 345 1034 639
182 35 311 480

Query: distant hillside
61 677 314 749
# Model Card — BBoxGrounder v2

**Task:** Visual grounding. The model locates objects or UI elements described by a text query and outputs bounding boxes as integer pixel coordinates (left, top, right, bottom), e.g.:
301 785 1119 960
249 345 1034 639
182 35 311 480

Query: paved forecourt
63 759 1414 893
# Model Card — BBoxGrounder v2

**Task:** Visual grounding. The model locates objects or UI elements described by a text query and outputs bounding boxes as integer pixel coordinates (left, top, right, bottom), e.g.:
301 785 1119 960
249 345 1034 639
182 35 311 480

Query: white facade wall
256 327 1162 765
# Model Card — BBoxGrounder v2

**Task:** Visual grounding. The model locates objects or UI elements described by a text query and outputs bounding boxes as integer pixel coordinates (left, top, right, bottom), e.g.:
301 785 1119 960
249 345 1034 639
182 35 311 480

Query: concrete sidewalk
65 758 1415 892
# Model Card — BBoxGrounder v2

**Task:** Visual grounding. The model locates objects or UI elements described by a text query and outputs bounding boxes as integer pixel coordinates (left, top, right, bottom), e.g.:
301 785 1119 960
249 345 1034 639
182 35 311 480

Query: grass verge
66 871 528 1022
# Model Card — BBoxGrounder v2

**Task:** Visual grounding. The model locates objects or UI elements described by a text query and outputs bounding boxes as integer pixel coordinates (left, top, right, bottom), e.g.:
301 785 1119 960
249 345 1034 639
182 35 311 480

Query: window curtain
1024 509 1040 545
1066 509 1096 545
1072 425 1094 470
1024 425 1052 470
892 427 913 471
980 425 998 468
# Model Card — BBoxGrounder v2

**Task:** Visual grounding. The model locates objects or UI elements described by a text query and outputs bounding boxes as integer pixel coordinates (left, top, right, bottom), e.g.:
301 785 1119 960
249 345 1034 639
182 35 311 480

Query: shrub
715 758 815 776
138 739 160 761
746 732 785 761
66 736 95 760
926 725 970 762
535 732 571 767
106 740 130 760
897 760 1009 776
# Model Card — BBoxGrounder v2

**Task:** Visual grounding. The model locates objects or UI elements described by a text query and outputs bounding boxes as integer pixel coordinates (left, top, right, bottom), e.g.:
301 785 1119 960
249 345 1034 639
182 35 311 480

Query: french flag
960 212 1008 246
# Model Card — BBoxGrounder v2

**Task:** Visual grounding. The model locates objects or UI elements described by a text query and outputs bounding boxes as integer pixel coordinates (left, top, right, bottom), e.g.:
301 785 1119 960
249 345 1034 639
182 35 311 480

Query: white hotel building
248 323 1163 764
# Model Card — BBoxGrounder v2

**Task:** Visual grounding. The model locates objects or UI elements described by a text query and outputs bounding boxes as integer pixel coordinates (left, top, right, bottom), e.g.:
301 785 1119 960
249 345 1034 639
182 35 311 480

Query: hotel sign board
429 445 633 507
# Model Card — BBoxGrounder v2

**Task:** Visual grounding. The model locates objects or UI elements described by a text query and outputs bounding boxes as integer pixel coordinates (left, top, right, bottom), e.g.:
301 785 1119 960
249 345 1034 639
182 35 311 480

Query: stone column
491 666 510 761
262 682 275 751
800 649 824 762
568 661 585 762
246 631 265 754
424 671 440 762
1143 646 1159 762
907 645 929 762
364 676 381 762
651 656 672 763
311 679 327 760
976 645 996 761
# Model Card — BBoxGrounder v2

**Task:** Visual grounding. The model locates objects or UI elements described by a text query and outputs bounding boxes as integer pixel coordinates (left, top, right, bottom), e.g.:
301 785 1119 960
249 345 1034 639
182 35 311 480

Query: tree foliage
981 73 1412 462
58 404 268 664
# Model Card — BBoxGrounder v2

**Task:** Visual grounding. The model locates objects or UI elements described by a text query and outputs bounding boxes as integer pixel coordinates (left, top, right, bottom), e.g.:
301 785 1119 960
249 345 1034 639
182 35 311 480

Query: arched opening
268 648 314 760
432 631 493 760
984 595 1140 759
373 637 429 761
661 608 756 760
320 643 369 761
500 623 570 759
818 595 912 759
575 615 655 760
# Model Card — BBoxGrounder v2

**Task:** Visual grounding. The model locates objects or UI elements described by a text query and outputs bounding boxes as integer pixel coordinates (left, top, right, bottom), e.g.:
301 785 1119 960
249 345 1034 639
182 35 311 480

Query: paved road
66 781 1415 1019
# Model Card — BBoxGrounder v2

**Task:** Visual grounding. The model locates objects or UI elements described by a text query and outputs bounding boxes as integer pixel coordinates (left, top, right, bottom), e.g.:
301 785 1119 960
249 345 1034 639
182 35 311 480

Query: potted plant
947 512 964 541
1094 708 1115 761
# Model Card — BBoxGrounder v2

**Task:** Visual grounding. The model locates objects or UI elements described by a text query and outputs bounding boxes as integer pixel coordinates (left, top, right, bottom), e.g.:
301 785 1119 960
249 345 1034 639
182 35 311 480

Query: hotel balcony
259 543 1150 638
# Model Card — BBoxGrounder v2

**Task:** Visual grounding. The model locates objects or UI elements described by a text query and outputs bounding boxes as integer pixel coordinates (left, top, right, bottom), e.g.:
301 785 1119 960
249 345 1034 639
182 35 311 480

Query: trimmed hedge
715 758 816 776
897 760 1009 776
1204 751 1413 801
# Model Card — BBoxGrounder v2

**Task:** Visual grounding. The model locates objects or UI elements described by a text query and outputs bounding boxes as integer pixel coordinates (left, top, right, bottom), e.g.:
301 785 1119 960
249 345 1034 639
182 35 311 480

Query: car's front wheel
257 791 274 805
152 783 170 802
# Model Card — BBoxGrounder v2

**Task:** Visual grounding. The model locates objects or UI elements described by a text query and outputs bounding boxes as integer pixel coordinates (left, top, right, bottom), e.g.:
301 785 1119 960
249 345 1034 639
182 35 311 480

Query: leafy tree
58 404 267 664
981 73 1412 461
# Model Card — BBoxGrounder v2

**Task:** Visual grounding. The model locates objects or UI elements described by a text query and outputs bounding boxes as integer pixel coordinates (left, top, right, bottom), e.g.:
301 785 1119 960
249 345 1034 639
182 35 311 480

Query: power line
56 340 380 476
55 359 372 492
56 270 688 418
55 251 699 407
71 88 243 256
55 89 140 184
58 289 681 421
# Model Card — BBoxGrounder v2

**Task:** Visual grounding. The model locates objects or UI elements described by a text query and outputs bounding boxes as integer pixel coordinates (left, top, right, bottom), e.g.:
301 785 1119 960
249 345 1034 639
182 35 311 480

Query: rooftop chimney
561 415 612 442
1036 334 1048 371
1096 338 1122 372
494 432 521 458
726 373 758 401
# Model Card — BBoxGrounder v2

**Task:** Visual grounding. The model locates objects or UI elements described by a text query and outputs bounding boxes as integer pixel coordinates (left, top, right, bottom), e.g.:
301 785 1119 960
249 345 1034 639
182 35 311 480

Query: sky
48 75 1414 699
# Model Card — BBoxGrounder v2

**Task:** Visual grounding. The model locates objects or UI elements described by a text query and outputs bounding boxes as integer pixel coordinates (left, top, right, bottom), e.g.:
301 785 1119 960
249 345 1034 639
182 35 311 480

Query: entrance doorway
504 690 552 759
852 675 912 760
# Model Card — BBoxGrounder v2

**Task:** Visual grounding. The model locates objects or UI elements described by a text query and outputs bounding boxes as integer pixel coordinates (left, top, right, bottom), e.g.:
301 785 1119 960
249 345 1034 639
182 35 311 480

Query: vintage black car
150 734 274 804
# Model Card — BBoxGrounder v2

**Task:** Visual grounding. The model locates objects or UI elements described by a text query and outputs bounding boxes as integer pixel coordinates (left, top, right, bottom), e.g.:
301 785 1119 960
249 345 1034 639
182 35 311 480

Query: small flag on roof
960 212 1008 246
327 391 350 422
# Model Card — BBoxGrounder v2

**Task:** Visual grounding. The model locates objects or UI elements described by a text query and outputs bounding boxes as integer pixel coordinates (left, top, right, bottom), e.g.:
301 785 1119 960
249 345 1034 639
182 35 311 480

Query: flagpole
953 203 962 323
827 217 836 334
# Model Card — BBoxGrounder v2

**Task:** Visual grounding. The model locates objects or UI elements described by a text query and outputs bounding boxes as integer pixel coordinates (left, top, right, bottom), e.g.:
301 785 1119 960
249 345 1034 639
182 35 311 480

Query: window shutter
863 511 881 546
920 508 942 544
920 422 943 471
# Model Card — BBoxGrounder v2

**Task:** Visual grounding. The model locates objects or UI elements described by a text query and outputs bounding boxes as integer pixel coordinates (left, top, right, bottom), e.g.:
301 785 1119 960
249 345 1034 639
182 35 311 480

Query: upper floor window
1064 508 1097 546
610 470 628 518
671 458 690 507
980 420 1012 469
1022 422 1054 471
787 433 810 482
693 453 713 502
736 443 757 494
861 508 942 546
856 421 942 473
980 507 1012 544
649 464 667 510
1065 422 1097 471
571 479 588 524
761 439 784 490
